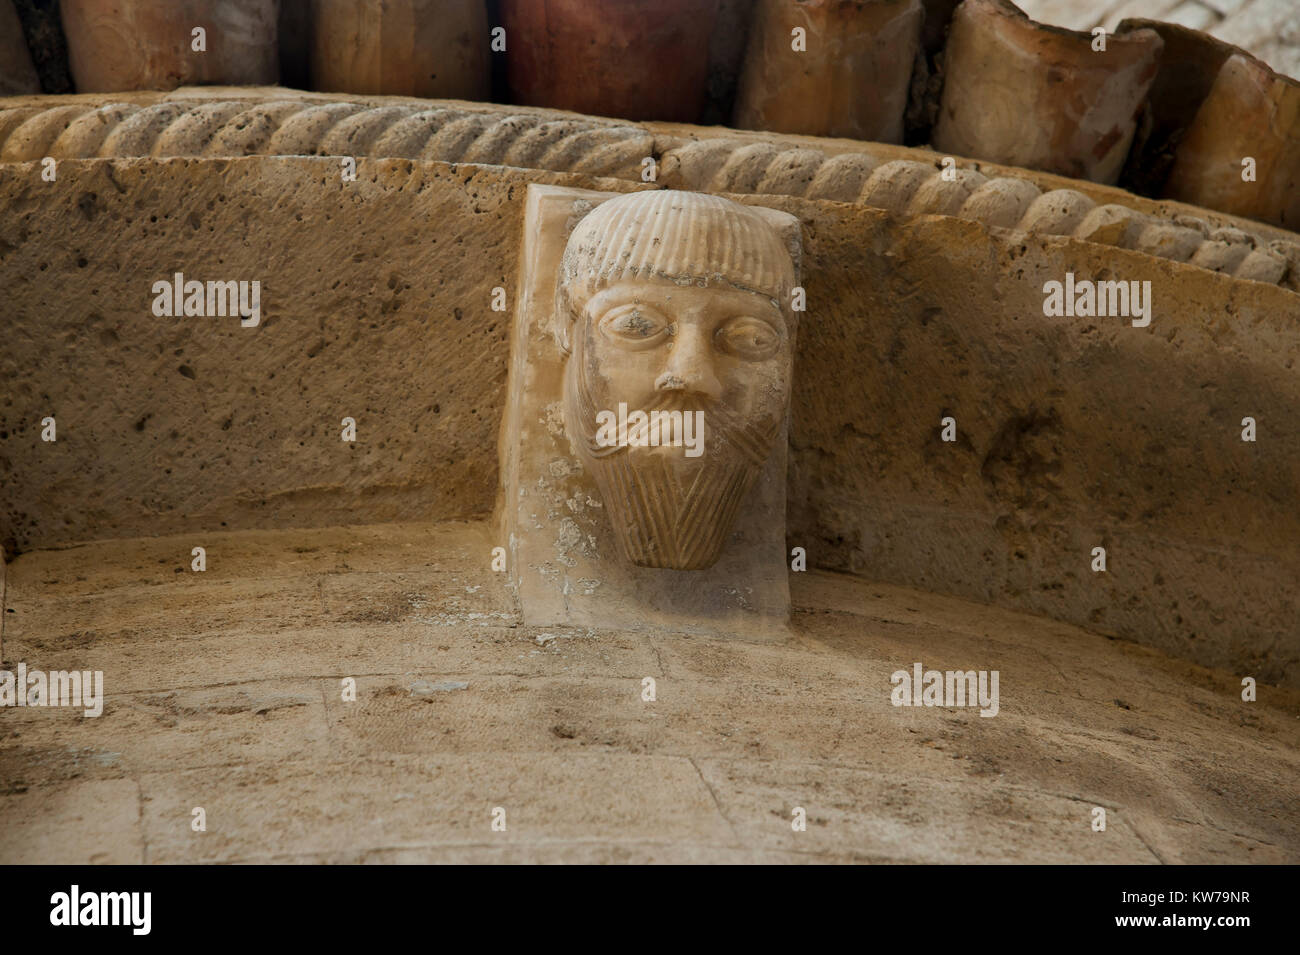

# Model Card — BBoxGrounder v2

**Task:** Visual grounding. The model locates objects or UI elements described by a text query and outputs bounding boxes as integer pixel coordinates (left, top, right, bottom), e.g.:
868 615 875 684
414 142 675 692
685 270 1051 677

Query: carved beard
564 344 781 571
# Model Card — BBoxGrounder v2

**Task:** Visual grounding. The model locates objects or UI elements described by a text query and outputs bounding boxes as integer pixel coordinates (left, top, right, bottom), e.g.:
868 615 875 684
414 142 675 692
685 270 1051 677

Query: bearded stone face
564 277 791 569
555 191 796 570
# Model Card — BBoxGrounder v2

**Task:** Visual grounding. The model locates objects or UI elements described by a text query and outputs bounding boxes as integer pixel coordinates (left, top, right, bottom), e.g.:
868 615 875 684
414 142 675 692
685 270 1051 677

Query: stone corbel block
499 184 803 637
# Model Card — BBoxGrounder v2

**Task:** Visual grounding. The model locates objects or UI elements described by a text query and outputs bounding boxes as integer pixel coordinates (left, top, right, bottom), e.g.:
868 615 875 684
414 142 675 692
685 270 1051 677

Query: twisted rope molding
659 140 1300 290
2 98 1296 291
0 99 652 176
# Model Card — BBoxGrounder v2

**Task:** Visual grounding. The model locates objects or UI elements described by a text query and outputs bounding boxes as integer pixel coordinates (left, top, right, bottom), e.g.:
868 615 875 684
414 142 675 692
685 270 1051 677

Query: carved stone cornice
2 91 1296 292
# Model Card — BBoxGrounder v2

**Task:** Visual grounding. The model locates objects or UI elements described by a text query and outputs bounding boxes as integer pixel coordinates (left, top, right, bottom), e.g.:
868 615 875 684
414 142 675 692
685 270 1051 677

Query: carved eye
597 304 671 348
715 315 780 360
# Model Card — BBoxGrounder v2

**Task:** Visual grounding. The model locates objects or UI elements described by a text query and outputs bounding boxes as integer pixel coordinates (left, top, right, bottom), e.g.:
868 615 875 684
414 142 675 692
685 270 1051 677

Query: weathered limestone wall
786 208 1299 687
3 91 1297 291
2 155 1296 685
1 157 523 546
4 521 1297 863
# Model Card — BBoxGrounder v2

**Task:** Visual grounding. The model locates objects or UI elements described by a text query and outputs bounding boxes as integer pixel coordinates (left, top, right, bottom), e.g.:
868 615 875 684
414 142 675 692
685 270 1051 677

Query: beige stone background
3 151 1297 687
3 149 1296 863
3 522 1296 863
1020 0 1300 78
3 1 1300 863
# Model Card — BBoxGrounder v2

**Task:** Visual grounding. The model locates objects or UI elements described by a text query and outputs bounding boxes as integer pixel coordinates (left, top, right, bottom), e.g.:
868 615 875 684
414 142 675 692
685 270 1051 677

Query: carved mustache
567 339 782 466
578 386 777 466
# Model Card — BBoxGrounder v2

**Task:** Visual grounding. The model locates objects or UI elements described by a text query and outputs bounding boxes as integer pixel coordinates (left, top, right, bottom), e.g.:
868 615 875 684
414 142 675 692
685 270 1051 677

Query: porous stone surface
60 0 279 92
933 0 1163 185
0 0 40 96
308 0 489 101
2 91 1295 286
0 95 654 179
0 156 531 555
1 156 1297 687
1162 53 1300 231
656 138 1300 287
0 520 1294 863
732 0 923 143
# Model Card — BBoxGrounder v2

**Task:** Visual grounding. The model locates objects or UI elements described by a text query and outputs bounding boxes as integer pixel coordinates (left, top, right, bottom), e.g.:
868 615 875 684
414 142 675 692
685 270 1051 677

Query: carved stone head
555 190 797 570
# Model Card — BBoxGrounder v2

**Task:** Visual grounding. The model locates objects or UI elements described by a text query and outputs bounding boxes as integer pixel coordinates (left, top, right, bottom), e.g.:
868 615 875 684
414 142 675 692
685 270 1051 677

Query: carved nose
657 325 722 399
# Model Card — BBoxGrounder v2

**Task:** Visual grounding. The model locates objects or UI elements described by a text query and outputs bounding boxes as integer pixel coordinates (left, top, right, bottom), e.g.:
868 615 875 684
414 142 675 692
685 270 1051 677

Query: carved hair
554 190 796 355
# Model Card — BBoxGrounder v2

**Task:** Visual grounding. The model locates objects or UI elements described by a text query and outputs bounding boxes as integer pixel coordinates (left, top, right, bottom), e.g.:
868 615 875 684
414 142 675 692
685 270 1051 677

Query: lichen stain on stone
554 516 583 565
721 585 755 611
543 401 567 439
548 457 579 478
